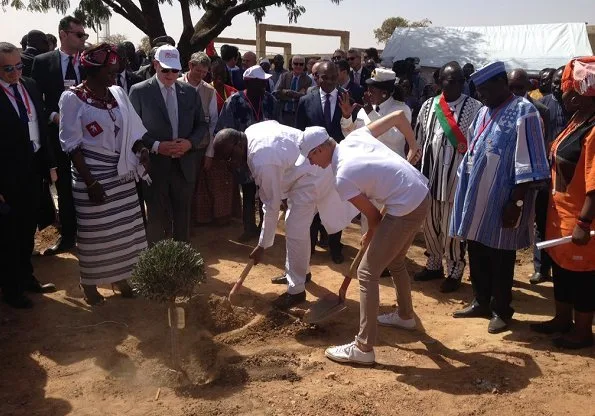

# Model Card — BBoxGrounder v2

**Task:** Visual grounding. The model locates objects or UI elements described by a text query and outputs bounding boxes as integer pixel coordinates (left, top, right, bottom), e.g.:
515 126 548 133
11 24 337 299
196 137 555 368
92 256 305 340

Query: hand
0 193 4 203
281 199 288 211
139 148 150 176
572 224 592 246
407 144 422 165
171 139 192 158
502 201 522 228
50 168 58 183
203 156 213 171
361 229 375 247
157 141 174 157
87 181 106 204
339 91 358 118
249 245 264 266
363 91 373 107
52 113 60 125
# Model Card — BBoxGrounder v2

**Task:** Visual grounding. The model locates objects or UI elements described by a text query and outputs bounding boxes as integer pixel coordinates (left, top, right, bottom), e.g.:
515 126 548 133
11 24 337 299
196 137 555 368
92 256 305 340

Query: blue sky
2 0 594 54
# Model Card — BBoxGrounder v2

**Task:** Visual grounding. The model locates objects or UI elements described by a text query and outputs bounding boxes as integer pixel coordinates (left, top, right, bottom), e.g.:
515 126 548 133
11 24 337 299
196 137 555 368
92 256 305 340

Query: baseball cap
295 126 329 166
154 45 181 70
243 65 272 80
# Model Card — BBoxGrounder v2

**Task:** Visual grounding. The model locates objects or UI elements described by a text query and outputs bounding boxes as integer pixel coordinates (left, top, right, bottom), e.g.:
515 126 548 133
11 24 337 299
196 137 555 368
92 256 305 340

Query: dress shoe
81 284 105 306
3 293 33 309
529 272 550 285
413 268 445 282
488 313 509 334
553 335 594 350
271 273 311 285
331 252 345 264
25 279 57 294
43 237 75 256
112 280 136 298
453 301 491 318
440 277 461 293
272 291 306 310
530 319 574 335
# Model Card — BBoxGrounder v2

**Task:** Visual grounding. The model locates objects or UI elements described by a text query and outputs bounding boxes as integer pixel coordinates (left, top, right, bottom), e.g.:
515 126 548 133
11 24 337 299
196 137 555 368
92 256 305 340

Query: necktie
65 56 78 83
324 93 332 128
165 86 178 139
289 76 299 112
375 105 380 113
117 74 123 88
10 84 29 125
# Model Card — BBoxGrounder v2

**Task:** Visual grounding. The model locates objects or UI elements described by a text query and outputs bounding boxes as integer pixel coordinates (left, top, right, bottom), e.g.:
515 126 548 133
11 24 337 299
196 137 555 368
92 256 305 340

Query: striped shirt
539 94 568 145
416 94 483 202
449 96 550 250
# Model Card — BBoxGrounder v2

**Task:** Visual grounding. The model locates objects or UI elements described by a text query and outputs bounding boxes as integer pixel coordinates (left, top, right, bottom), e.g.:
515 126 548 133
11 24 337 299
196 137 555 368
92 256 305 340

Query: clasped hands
158 139 192 158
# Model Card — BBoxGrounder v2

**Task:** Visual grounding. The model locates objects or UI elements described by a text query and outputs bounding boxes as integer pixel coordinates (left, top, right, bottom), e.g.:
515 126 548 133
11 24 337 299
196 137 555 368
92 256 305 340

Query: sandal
80 284 105 306
112 280 136 299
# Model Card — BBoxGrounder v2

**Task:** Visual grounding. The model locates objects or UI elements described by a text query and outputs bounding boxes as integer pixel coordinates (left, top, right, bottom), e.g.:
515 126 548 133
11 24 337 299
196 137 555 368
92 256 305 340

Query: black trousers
467 240 516 319
533 188 552 275
52 135 77 241
242 181 259 233
310 213 343 257
552 261 595 313
0 158 41 297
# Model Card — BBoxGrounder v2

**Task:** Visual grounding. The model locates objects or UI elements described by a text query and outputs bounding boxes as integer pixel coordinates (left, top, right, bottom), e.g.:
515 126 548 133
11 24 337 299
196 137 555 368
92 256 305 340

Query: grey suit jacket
129 76 208 183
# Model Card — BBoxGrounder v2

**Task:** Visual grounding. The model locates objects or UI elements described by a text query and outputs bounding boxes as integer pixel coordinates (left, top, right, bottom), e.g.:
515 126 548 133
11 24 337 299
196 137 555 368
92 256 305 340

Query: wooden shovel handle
228 260 254 298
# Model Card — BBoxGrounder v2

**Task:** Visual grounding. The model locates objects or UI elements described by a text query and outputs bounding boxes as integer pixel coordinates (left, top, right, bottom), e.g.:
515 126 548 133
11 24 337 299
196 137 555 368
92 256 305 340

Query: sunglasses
292 62 305 66
65 31 89 40
347 57 358 61
160 68 180 74
332 56 342 61
1 62 24 73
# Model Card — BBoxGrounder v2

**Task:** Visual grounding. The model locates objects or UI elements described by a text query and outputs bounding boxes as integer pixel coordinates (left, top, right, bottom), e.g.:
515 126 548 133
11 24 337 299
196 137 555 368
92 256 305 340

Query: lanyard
1 83 32 117
469 94 515 154
242 91 262 122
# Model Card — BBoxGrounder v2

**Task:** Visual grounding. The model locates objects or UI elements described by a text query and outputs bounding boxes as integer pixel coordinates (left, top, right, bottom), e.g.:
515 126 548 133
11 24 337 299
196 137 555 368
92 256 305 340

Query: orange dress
546 115 595 271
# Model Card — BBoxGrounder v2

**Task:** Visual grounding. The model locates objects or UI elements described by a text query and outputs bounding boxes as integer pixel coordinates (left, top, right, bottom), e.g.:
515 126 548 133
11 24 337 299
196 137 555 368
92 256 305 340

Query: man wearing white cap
211 122 357 309
129 45 208 244
301 110 430 365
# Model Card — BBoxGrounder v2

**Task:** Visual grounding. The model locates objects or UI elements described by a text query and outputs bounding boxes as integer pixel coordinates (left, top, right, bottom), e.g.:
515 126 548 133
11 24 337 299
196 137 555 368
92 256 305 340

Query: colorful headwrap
80 43 119 68
561 56 595 96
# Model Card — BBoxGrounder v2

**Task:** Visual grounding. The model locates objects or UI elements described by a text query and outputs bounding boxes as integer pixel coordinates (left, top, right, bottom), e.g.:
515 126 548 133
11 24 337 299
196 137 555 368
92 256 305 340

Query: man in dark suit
275 55 312 127
20 30 49 77
336 59 364 104
0 42 56 308
116 43 143 94
348 48 371 89
31 15 88 255
129 45 208 244
296 61 353 264
221 44 244 90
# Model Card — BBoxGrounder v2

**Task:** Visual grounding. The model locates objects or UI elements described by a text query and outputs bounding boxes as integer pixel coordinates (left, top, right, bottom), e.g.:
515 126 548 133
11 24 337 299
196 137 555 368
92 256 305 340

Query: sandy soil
1 221 593 416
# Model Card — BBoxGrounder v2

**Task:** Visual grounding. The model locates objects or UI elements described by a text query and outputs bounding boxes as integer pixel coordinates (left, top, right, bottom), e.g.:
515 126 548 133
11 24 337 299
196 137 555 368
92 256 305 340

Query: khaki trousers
356 195 430 349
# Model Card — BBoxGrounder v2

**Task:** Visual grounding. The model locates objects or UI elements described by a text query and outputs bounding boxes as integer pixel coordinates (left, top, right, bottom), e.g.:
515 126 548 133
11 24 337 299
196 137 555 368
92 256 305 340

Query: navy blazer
350 66 372 89
343 80 364 105
228 66 245 91
295 87 355 143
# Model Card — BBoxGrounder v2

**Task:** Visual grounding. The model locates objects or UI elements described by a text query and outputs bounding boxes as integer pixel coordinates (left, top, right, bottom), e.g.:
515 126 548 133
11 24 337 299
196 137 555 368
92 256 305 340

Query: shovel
228 260 254 300
303 241 370 324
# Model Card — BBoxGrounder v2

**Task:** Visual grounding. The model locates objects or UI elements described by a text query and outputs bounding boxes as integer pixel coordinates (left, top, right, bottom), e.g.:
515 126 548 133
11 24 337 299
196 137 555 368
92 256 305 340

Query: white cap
366 67 396 84
259 57 270 64
154 45 181 70
295 126 329 166
243 65 272 80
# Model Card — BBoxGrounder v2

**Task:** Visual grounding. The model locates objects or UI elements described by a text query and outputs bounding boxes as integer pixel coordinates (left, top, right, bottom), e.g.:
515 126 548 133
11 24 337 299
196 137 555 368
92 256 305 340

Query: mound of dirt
214 350 302 387
188 294 256 334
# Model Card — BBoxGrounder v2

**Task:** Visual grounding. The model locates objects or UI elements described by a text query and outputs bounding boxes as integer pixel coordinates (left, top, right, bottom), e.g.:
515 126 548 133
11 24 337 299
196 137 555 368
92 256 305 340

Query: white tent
381 23 594 70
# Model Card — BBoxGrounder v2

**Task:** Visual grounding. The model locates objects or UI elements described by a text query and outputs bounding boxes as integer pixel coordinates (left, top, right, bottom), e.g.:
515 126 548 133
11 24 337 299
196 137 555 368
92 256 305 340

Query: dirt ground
1 220 593 416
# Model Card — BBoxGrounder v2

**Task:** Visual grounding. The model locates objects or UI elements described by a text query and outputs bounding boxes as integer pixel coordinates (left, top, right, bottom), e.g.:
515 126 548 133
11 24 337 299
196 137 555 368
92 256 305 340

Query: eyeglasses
160 68 180 74
65 31 89 40
1 63 24 73
292 62 305 66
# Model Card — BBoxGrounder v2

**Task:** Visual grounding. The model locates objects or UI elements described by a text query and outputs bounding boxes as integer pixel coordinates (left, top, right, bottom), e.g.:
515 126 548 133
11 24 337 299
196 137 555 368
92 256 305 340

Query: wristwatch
514 199 524 208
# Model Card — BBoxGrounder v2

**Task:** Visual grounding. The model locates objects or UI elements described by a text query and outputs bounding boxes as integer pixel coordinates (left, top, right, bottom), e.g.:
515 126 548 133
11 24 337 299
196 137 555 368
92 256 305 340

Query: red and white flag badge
85 121 104 137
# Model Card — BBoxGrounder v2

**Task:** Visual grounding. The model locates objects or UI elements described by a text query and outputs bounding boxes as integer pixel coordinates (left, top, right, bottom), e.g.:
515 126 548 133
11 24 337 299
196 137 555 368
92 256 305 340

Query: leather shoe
331 252 344 264
271 273 311 285
488 313 509 334
529 272 550 285
272 291 306 310
453 301 491 318
3 294 33 309
553 336 594 350
25 279 57 294
43 237 75 256
440 277 461 293
530 319 573 335
414 268 445 282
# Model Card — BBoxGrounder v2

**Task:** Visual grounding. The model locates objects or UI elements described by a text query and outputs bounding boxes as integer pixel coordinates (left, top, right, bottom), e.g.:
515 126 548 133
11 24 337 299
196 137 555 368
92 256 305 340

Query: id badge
28 120 39 151
466 155 473 174
64 80 76 90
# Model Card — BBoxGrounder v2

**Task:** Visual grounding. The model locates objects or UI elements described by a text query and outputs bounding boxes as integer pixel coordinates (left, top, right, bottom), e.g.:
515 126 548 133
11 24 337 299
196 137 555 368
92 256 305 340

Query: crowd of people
0 15 593 362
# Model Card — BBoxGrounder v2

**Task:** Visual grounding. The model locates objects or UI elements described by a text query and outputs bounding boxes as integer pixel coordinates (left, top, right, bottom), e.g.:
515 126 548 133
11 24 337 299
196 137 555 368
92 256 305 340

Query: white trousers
284 200 316 294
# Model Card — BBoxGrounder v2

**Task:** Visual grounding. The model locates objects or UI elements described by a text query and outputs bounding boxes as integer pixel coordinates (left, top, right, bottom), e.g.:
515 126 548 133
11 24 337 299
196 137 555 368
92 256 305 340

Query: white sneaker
377 311 416 330
325 338 375 365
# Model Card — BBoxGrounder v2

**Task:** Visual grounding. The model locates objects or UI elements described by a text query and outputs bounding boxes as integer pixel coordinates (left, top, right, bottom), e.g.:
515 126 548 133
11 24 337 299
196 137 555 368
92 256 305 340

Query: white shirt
118 70 128 92
0 79 41 152
152 78 179 153
319 88 338 118
332 127 428 217
182 74 219 157
59 49 81 82
341 97 412 157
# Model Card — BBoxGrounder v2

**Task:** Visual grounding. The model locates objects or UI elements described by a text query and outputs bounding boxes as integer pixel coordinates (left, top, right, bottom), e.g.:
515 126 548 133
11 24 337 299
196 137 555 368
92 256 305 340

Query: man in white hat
301 110 430 365
211 121 358 310
129 44 208 244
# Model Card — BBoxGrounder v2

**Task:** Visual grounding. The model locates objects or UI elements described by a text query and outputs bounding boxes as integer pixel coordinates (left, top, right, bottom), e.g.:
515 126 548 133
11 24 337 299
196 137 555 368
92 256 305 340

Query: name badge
64 80 76 90
466 155 473 173
28 120 39 151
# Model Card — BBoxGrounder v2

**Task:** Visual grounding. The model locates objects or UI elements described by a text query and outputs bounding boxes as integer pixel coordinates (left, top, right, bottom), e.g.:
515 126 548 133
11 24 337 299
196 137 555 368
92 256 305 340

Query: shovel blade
303 293 346 324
